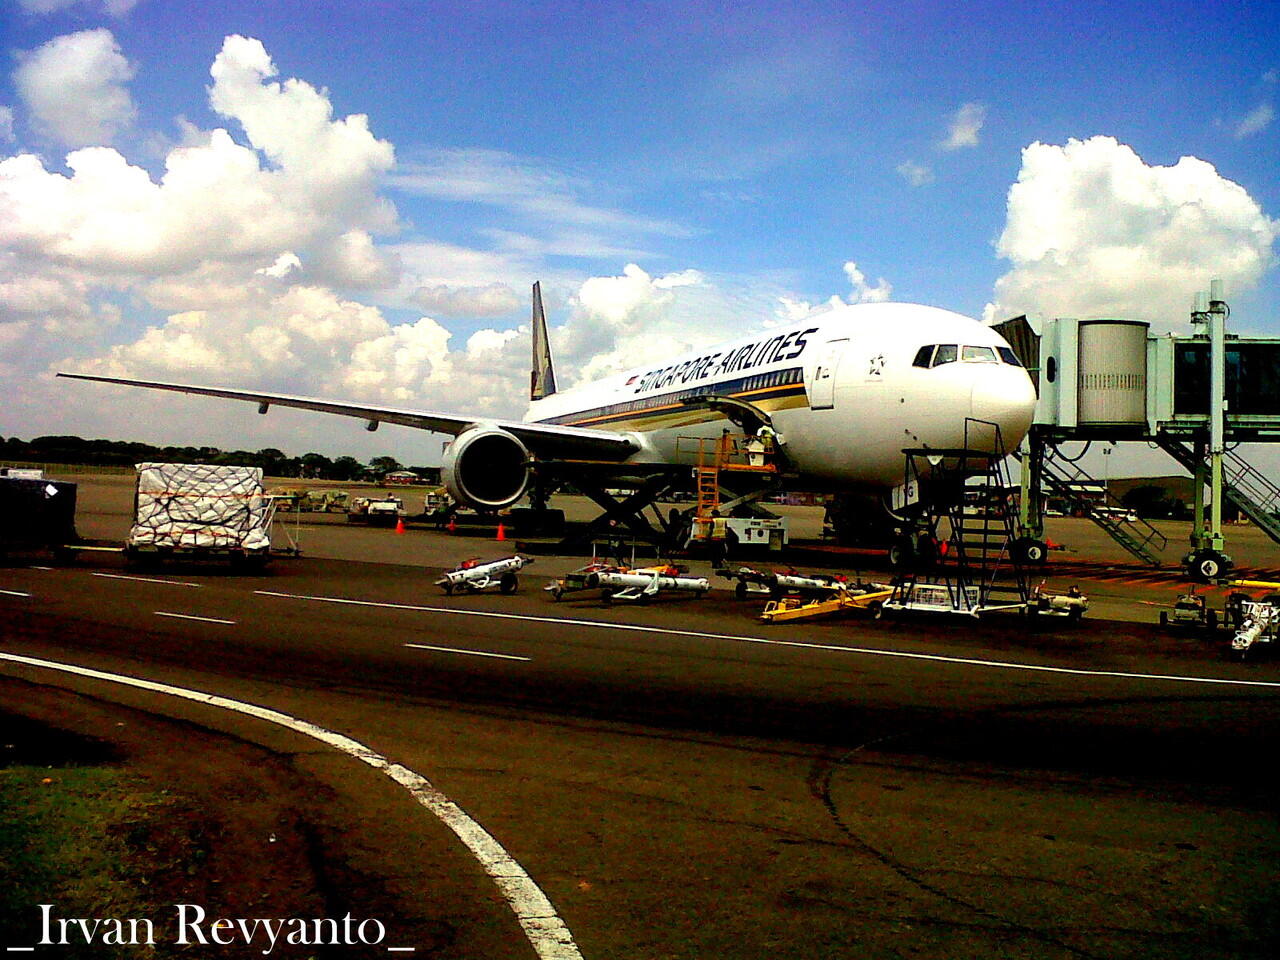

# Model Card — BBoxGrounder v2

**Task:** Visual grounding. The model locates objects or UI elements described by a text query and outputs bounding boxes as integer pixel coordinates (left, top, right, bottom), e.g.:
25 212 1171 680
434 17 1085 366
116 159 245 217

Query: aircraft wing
57 373 639 462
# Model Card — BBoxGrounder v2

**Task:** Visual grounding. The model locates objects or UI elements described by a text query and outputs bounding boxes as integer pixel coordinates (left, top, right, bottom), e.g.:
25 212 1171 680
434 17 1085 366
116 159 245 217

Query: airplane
60 283 1038 560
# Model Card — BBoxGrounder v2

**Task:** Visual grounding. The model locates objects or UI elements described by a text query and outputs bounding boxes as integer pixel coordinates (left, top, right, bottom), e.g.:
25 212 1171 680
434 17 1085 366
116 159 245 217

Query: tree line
0 435 434 482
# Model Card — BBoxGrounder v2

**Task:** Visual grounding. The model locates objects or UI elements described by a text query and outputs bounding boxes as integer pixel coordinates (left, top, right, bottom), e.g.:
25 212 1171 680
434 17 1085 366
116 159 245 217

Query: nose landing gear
1186 548 1232 583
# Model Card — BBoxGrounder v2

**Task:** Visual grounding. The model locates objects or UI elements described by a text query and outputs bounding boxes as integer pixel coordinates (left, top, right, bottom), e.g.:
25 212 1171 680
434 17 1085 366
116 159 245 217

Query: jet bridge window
961 345 998 363
912 345 935 368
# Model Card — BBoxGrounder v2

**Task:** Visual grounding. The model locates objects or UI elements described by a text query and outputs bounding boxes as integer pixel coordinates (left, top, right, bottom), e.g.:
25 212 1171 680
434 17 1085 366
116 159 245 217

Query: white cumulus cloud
13 29 137 148
843 261 892 302
941 102 987 150
1 35 396 288
773 261 893 323
984 136 1278 325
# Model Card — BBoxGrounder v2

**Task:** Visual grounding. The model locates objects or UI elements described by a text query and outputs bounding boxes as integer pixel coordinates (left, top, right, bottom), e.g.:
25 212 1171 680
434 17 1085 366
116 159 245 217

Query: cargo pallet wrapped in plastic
127 463 274 568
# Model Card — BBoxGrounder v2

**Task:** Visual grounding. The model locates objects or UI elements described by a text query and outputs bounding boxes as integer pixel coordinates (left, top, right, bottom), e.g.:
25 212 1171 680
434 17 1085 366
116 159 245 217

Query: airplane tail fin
530 281 558 401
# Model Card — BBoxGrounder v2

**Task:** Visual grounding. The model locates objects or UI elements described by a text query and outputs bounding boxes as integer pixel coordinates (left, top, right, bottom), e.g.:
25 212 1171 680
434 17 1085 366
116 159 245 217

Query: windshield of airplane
913 343 1023 369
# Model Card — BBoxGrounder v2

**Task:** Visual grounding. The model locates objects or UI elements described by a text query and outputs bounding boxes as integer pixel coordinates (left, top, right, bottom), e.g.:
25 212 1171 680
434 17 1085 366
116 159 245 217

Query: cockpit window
962 345 997 363
932 344 958 366
997 346 1023 367
912 345 934 368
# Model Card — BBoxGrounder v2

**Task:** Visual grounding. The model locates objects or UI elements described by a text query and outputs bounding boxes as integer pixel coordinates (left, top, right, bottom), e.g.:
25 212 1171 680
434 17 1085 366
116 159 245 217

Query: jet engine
442 426 531 510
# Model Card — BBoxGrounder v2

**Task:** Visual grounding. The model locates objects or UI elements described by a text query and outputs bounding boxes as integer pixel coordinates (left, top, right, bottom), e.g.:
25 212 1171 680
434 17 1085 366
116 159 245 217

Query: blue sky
0 0 1277 460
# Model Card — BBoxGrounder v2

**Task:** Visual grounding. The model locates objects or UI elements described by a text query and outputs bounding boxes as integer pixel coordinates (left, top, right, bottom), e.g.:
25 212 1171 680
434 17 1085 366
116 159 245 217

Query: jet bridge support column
1191 440 1206 544
1184 281 1232 581
1208 280 1227 555
1018 432 1046 544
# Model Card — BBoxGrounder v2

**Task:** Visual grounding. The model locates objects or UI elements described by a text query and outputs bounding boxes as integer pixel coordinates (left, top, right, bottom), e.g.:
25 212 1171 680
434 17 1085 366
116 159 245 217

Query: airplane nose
970 369 1036 450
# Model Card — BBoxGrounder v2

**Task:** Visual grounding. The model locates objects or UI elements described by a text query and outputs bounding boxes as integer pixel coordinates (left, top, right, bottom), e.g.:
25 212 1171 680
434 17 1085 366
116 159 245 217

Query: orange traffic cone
447 516 456 533
496 522 506 542
395 517 406 534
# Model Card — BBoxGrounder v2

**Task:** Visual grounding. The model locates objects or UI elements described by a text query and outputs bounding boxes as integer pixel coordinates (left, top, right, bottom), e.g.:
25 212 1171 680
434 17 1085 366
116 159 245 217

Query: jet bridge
997 282 1280 581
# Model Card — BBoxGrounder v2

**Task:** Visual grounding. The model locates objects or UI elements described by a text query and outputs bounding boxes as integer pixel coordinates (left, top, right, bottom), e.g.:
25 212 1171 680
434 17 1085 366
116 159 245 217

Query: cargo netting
129 463 272 551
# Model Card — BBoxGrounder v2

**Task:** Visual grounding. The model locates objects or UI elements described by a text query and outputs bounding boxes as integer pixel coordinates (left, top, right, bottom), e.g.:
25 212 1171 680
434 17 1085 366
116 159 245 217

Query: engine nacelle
441 426 531 511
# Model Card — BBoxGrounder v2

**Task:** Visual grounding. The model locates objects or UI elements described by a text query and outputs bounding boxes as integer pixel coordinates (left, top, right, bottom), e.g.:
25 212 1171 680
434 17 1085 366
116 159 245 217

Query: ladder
1156 438 1280 546
1038 447 1168 566
685 433 780 539
695 465 720 519
892 419 1029 615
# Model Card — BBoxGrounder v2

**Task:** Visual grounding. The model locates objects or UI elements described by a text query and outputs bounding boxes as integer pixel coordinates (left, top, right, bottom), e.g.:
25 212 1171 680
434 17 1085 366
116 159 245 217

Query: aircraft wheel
887 536 916 570
1187 550 1230 583
500 573 518 595
1014 537 1048 565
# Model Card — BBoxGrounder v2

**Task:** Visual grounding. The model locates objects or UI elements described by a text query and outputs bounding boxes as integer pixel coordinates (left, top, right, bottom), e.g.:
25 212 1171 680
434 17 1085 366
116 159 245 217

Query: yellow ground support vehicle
759 585 893 623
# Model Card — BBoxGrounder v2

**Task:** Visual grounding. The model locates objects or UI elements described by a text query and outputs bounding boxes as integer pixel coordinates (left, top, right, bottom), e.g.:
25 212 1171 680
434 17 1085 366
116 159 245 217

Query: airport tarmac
4 474 1280 958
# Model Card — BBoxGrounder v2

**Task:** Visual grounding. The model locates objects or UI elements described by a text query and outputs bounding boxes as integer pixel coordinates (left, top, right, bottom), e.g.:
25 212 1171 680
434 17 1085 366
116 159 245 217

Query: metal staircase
891 419 1029 616
1039 446 1168 566
1155 438 1280 546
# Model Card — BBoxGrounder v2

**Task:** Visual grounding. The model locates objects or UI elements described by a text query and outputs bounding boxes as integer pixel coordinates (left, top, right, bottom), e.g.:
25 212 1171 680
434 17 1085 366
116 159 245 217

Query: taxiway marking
0 652 582 960
155 611 237 625
256 588 1280 691
404 643 530 662
0 589 31 598
93 572 201 588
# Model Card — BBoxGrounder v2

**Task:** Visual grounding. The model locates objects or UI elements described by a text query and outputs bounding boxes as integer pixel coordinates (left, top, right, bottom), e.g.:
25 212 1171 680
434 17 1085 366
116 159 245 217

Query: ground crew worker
710 509 729 567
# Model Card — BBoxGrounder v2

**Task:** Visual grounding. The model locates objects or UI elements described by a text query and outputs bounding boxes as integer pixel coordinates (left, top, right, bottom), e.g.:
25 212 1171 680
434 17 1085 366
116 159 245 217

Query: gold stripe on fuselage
559 387 808 432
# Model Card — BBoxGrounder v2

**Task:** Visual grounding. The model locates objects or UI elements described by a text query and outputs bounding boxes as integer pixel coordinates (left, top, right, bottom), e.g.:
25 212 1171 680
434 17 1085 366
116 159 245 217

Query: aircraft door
810 338 848 410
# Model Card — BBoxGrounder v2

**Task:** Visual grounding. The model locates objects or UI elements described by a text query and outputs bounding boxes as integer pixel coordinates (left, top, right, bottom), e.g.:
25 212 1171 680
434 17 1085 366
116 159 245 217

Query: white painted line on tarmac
155 611 237 626
0 652 583 960
29 566 53 571
93 572 201 588
404 643 530 662
257 588 1280 692
0 589 31 598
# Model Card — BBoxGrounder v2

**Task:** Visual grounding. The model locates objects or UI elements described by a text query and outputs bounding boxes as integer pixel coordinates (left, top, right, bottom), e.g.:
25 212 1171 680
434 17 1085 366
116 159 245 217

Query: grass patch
0 764 205 957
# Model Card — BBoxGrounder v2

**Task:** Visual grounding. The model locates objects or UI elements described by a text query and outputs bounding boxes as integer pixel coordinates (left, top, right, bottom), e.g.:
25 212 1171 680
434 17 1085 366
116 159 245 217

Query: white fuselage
526 302 1037 491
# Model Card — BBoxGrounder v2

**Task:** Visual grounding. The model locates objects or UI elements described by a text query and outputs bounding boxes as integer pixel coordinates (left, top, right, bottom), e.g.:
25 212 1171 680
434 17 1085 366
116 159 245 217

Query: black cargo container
0 477 79 550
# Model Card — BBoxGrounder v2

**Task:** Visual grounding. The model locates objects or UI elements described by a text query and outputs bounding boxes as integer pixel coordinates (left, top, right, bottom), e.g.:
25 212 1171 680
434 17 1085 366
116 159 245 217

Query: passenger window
932 344 958 366
997 346 1023 367
912 345 934 368
962 345 997 363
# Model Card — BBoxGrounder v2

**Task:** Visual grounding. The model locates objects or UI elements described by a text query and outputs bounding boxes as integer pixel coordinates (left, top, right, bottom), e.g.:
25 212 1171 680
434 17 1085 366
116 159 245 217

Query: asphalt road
4 477 1280 959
